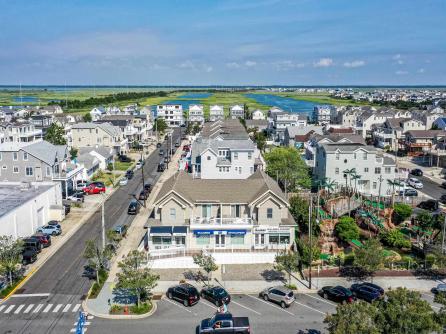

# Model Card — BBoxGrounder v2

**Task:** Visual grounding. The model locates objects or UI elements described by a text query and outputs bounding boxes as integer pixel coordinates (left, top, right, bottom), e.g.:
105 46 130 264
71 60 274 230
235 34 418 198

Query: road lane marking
162 297 192 313
4 305 15 313
0 305 5 312
303 293 337 307
43 304 53 313
230 300 261 315
52 304 63 312
23 304 34 313
33 304 44 313
294 301 326 315
11 293 50 298
245 295 294 316
14 304 25 314
72 304 81 312
63 304 72 312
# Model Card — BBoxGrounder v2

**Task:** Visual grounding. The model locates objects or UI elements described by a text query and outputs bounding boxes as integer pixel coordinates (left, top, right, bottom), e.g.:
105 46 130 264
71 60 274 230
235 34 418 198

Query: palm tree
387 179 401 208
351 174 361 193
324 178 336 198
343 168 356 190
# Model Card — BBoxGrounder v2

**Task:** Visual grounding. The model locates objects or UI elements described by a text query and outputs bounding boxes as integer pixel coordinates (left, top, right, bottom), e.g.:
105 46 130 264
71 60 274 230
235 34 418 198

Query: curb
0 267 38 304
82 298 158 320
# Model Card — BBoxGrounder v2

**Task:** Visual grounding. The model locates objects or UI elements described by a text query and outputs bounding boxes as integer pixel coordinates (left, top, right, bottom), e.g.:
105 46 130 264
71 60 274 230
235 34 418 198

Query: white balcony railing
191 217 253 226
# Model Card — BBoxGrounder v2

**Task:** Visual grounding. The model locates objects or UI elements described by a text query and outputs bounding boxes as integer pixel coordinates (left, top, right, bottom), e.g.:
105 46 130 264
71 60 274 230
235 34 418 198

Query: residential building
373 118 425 150
355 110 395 139
96 114 151 147
29 114 54 136
71 122 129 154
404 130 446 155
77 146 114 179
230 105 244 119
209 105 224 122
0 122 43 143
90 107 106 121
245 119 268 132
283 125 323 148
270 112 308 143
188 104 205 125
156 105 184 127
251 109 266 120
433 117 446 130
312 105 334 125
0 182 63 240
148 170 295 251
200 119 249 140
314 144 397 196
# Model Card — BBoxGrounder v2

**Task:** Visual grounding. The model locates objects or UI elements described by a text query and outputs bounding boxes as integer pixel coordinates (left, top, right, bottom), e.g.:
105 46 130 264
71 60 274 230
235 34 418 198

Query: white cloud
245 60 257 67
178 60 196 69
392 54 404 65
313 58 333 68
417 68 425 73
226 62 241 69
395 70 408 75
203 65 213 73
273 60 305 71
343 60 365 68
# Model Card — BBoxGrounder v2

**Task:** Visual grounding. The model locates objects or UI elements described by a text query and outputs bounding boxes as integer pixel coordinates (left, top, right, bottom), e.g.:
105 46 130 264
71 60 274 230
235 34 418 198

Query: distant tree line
47 91 168 109
331 95 433 110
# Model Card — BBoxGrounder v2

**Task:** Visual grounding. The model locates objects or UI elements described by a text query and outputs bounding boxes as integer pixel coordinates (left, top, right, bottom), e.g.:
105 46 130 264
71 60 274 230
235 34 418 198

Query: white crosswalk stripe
14 304 25 314
43 304 53 313
0 305 6 312
62 304 72 312
24 304 34 313
4 305 15 313
33 304 44 313
72 303 81 312
52 304 63 313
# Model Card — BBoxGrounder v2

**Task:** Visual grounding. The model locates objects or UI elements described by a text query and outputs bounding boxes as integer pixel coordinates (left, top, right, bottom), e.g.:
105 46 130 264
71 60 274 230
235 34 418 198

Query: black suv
418 199 438 211
22 249 38 265
126 170 134 180
128 201 140 215
167 283 200 306
118 155 132 163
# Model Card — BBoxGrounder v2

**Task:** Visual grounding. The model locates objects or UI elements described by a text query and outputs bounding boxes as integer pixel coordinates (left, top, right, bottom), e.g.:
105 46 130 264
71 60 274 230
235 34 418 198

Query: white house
156 105 184 127
90 107 106 121
188 104 205 125
252 109 266 120
313 105 334 125
209 105 224 122
230 105 244 119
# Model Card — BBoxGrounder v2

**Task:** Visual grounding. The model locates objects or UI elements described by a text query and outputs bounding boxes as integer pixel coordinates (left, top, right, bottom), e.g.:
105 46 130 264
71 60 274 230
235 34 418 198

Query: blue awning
149 226 172 236
172 226 188 236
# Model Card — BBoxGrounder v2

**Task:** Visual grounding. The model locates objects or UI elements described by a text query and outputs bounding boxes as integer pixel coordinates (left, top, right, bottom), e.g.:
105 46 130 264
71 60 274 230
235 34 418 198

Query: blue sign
193 229 246 236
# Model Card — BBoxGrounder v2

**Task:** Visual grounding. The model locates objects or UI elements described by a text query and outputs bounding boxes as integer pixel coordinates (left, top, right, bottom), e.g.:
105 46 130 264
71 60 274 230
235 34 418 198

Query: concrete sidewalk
398 159 444 184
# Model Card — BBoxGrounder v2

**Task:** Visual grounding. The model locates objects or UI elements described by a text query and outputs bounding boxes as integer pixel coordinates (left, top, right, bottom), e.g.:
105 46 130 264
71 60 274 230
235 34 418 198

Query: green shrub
392 203 412 224
285 283 297 290
380 229 411 249
88 269 109 299
335 216 359 242
0 278 23 298
130 302 152 315
109 304 123 314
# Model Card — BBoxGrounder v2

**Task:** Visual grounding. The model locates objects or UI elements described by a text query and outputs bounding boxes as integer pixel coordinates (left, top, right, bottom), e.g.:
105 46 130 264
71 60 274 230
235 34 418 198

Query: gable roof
20 140 67 165
72 122 120 137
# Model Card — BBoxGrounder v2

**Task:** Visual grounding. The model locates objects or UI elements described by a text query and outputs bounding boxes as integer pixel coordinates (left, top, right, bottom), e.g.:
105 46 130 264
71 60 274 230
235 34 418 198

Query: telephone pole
308 194 313 289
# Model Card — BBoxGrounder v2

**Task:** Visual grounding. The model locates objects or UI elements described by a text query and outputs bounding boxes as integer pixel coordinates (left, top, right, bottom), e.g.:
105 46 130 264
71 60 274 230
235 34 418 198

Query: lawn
114 161 133 171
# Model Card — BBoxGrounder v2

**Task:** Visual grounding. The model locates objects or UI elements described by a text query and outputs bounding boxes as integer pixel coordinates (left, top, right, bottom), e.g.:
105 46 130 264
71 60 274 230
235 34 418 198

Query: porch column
65 181 68 199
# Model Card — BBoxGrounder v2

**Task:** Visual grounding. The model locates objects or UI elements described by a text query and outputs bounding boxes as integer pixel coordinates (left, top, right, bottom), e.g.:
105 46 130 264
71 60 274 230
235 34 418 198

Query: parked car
157 161 166 172
164 155 170 163
198 313 250 334
411 168 423 176
408 177 423 189
37 225 62 236
144 183 152 192
139 191 147 201
175 141 180 147
82 266 97 280
135 161 142 170
127 201 140 215
22 249 38 265
200 286 231 306
119 177 128 186
22 238 42 253
442 182 446 189
156 142 162 148
113 225 128 237
63 203 71 215
47 220 61 229
260 286 295 308
30 233 51 248
418 199 439 211
83 183 106 195
167 283 200 306
67 191 85 202
319 286 355 303
399 188 418 197
440 194 446 204
170 148 176 155
126 170 134 179
432 283 446 294
118 155 132 163
183 145 190 152
159 149 164 156
350 283 382 302
76 180 88 189
358 282 384 296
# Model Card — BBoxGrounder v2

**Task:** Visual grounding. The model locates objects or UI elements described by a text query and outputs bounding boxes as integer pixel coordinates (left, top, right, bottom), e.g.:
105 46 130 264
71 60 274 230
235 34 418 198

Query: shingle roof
155 169 287 206
20 141 67 165
322 143 377 153
406 130 446 138
286 125 323 138
72 122 120 137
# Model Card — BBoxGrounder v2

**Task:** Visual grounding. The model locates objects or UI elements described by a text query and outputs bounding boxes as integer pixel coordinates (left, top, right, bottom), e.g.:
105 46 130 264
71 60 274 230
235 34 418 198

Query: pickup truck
199 313 250 334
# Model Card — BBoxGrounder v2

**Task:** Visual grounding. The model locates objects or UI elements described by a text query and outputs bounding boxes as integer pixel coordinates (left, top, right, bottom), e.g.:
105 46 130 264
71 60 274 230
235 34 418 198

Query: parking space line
200 300 217 310
162 298 192 313
303 293 337 307
230 300 261 315
294 301 326 315
245 295 294 316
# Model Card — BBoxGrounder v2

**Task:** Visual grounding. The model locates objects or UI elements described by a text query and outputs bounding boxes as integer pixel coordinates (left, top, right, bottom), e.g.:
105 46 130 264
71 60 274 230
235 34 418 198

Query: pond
13 96 38 102
245 93 326 115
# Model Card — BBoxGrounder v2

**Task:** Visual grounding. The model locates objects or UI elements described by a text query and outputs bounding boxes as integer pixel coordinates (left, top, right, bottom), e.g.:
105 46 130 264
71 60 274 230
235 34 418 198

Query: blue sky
0 0 445 85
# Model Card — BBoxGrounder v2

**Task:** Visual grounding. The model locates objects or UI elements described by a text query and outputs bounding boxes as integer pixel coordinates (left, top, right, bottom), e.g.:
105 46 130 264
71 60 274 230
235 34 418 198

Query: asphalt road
419 175 445 200
0 128 181 334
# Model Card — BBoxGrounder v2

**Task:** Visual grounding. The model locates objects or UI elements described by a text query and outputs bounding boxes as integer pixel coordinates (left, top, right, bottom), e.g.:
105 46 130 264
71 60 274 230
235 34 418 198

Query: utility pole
101 195 105 249
442 213 446 255
308 194 313 289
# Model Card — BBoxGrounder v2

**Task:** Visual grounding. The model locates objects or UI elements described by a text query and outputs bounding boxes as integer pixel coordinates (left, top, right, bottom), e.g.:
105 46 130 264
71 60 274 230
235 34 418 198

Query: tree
289 195 311 232
70 147 78 160
106 162 113 172
0 236 23 284
325 301 380 334
274 250 299 285
264 147 311 191
192 123 201 135
376 287 441 334
44 123 67 145
392 203 412 224
354 238 385 276
116 250 159 307
155 118 167 134
253 131 267 152
192 251 218 285
83 240 113 284
335 216 359 242
82 112 92 122
296 237 321 267
380 229 411 249
416 210 436 230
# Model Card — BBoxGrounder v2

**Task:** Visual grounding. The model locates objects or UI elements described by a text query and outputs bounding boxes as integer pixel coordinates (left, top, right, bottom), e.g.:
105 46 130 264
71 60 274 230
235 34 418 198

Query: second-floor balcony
190 217 254 228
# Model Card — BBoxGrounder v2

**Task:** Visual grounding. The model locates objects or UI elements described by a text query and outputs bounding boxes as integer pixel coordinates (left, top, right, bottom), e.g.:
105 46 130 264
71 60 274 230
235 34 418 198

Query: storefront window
269 235 279 244
269 234 290 244
196 235 210 245
230 235 244 245
279 235 290 244
152 236 172 245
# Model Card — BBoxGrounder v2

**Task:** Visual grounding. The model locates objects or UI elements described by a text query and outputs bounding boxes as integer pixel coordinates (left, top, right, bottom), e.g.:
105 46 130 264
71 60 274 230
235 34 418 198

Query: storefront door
255 233 265 246
215 234 226 248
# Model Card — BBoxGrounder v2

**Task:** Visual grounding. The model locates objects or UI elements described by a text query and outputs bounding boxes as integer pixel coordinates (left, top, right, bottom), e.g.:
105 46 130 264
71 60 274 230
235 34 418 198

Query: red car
182 145 190 152
83 182 106 195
